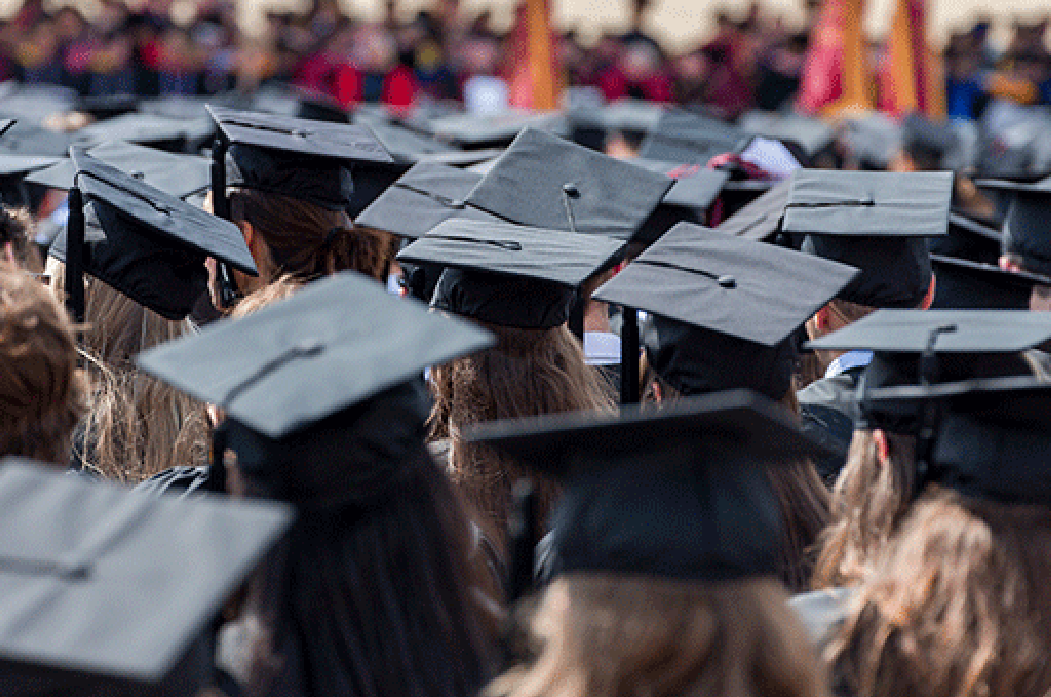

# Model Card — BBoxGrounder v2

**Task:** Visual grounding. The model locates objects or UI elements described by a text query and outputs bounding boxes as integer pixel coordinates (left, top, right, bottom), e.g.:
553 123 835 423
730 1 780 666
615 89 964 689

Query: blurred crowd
2 0 1051 121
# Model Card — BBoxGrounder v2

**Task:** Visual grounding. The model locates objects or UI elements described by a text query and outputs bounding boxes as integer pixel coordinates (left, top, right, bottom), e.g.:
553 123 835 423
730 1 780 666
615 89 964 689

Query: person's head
207 280 499 697
0 267 84 465
429 321 614 543
0 206 41 271
829 489 1051 697
489 573 828 697
207 188 395 304
45 257 207 481
812 428 917 588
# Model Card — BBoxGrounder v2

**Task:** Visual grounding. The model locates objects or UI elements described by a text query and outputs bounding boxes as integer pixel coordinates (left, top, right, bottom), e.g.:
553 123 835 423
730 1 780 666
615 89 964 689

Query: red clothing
332 63 362 108
382 64 418 114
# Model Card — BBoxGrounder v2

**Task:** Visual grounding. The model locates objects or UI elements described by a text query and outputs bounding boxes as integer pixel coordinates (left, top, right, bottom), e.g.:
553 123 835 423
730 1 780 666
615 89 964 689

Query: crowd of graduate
3 42 1051 697
8 0 1051 120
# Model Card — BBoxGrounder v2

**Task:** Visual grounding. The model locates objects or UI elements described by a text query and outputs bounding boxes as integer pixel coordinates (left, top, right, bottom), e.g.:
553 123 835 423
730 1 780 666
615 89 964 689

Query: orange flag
797 0 872 116
508 0 560 111
880 0 945 117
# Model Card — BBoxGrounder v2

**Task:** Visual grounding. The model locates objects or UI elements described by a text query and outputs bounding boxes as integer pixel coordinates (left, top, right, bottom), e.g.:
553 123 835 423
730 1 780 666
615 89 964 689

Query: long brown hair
812 430 917 589
829 489 1051 697
0 266 85 464
429 323 615 546
489 573 829 697
228 189 396 283
46 258 208 481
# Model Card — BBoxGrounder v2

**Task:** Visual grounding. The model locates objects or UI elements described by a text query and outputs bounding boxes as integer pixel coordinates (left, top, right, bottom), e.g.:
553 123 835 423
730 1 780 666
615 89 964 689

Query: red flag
797 0 872 116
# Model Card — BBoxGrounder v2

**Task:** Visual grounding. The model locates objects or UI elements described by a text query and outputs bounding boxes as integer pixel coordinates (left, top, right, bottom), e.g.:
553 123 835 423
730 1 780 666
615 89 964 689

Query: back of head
0 206 42 271
229 188 396 283
0 267 83 464
489 574 828 697
830 489 1051 697
429 322 614 543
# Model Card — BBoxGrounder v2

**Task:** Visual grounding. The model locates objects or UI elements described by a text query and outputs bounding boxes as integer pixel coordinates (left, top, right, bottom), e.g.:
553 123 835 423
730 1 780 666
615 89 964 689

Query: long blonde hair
46 258 208 481
429 323 614 546
812 430 917 589
829 489 1051 697
489 573 829 697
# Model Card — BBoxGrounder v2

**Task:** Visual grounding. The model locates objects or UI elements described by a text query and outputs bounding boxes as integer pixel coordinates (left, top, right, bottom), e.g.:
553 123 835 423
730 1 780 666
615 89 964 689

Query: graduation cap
638 109 750 164
594 223 859 402
0 122 73 157
206 105 394 305
72 93 141 120
808 309 1051 433
0 120 13 138
975 179 1051 275
0 457 292 696
51 148 257 322
862 376 1051 505
900 113 959 170
137 272 494 504
839 112 902 169
409 110 569 149
70 113 193 152
464 127 673 241
465 389 834 581
714 179 793 241
354 162 500 239
25 141 211 200
566 98 665 150
0 152 63 207
789 169 952 308
630 159 731 229
928 212 1003 265
738 110 836 159
397 218 626 329
0 84 76 123
930 255 1051 309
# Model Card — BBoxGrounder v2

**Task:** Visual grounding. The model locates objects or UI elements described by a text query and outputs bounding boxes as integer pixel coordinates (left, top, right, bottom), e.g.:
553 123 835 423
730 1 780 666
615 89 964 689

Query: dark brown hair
229 188 396 283
429 323 615 547
0 206 41 271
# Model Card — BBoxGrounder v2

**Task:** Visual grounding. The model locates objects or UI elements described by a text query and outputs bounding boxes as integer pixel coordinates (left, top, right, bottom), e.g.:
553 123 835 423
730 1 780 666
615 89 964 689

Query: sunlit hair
829 489 1051 697
227 188 396 283
230 275 303 318
0 266 85 464
488 573 829 697
641 362 829 592
0 206 42 271
812 430 917 588
46 258 207 481
429 322 615 546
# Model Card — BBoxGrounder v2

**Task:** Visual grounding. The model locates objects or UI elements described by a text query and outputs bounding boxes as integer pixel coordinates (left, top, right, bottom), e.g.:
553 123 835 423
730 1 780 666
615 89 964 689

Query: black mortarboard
464 127 673 241
714 179 793 240
397 219 625 329
808 309 1051 432
567 98 664 150
862 376 1051 505
928 212 1003 265
739 110 836 159
354 162 500 239
632 159 730 215
412 111 569 149
0 457 292 696
137 272 494 503
594 223 858 399
0 84 75 123
839 112 901 169
930 255 1051 309
976 179 1051 275
638 109 749 164
50 148 257 321
0 154 62 179
207 105 393 212
0 122 73 157
366 119 507 166
72 93 141 120
25 141 211 200
790 169 952 308
70 113 192 151
900 113 958 169
465 389 833 581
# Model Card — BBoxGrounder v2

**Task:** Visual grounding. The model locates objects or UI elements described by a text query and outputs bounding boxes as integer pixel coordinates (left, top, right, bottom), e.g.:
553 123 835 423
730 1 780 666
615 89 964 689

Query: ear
873 428 892 466
919 273 936 310
813 304 831 331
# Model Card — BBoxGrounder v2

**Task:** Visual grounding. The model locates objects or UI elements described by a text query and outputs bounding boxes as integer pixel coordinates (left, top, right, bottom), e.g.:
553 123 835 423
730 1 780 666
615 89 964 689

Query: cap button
297 337 323 355
717 275 736 288
563 183 581 199
130 171 145 180
291 129 307 139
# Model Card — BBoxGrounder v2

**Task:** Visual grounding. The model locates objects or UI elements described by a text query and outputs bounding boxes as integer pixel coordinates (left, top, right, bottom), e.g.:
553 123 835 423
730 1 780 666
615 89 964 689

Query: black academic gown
797 366 864 485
